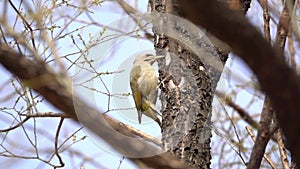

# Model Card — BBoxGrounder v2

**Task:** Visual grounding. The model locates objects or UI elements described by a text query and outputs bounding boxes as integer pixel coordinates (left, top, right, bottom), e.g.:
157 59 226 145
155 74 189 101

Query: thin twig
246 126 277 169
54 118 65 168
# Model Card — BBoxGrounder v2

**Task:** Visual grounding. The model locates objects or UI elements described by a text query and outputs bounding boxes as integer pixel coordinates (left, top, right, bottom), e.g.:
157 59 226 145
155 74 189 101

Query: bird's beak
146 55 165 64
145 55 165 64
149 55 165 61
153 55 165 59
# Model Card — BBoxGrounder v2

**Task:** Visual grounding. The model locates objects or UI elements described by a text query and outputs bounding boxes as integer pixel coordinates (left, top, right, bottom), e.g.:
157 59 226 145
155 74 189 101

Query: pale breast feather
137 65 158 97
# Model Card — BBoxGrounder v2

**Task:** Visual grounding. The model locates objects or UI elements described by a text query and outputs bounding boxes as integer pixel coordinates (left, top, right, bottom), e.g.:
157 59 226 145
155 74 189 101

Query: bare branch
0 45 187 169
276 129 290 169
54 118 65 168
246 126 277 169
215 90 259 129
247 97 277 169
177 0 300 164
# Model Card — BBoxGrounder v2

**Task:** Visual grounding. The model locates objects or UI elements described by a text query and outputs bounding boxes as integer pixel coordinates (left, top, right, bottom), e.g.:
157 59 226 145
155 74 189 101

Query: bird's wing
137 66 158 101
130 65 142 123
149 89 158 105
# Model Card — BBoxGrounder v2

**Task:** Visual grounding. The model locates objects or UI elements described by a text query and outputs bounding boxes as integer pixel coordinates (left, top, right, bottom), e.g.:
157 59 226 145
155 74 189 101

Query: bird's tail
141 99 161 127
137 111 142 124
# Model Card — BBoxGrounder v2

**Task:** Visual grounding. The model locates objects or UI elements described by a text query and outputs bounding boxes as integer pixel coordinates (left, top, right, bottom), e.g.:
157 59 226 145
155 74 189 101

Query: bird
130 54 164 127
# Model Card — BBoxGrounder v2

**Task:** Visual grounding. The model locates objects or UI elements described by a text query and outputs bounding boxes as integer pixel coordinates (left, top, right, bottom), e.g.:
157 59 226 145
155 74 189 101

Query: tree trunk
149 0 230 168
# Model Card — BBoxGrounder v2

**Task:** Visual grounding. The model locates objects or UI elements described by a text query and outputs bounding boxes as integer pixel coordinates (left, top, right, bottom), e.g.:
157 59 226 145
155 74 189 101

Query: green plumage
130 54 163 127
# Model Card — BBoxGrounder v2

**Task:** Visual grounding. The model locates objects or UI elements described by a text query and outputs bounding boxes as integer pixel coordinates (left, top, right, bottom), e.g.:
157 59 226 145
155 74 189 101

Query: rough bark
177 0 300 165
148 0 248 168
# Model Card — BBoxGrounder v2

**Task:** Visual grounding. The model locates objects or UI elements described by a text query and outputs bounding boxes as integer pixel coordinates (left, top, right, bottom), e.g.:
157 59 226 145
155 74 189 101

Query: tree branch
177 0 300 164
0 45 187 169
